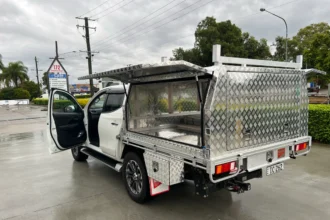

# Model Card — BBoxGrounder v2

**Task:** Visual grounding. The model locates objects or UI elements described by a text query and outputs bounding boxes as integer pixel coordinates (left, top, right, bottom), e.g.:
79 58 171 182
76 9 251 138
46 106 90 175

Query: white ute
47 45 311 203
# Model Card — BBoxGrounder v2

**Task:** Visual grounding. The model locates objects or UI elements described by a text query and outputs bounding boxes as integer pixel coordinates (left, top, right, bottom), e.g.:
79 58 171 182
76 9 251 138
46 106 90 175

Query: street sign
48 59 68 91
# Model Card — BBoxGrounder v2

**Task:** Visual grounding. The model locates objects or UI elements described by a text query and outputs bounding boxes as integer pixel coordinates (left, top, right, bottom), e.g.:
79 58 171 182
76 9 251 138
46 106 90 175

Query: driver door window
53 91 80 113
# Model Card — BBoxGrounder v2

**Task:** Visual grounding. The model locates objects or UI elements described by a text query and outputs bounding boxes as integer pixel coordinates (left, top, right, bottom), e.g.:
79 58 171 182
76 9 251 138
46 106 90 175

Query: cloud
0 0 329 85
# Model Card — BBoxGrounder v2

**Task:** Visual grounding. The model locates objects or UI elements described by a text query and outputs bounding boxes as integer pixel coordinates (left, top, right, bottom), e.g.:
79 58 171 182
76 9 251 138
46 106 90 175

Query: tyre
122 152 150 203
71 146 88 161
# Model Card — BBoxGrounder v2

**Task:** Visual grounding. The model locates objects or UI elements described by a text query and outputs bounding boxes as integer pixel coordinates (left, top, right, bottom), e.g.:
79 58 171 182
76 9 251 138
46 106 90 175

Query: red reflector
295 142 308 151
215 161 237 175
278 148 285 158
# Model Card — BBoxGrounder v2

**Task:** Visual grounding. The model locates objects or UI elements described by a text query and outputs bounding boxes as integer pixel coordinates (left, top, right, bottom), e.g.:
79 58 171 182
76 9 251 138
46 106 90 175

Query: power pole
34 57 40 95
76 17 97 96
32 57 43 96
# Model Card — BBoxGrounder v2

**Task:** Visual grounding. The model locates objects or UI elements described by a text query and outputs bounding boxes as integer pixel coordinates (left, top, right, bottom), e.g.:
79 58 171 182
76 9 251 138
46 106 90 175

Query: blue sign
49 73 66 79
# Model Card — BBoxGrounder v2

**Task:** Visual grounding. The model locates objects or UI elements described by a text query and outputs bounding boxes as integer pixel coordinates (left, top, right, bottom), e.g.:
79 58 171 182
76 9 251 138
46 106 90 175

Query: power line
269 0 303 9
93 0 135 20
94 0 202 50
234 0 303 21
96 0 214 51
78 0 114 18
82 0 302 52
93 0 187 48
68 0 303 60
106 34 194 61
92 0 181 47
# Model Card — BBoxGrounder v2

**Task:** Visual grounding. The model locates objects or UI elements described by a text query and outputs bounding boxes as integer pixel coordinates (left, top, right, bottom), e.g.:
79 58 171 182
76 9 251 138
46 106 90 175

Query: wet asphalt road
1 110 330 219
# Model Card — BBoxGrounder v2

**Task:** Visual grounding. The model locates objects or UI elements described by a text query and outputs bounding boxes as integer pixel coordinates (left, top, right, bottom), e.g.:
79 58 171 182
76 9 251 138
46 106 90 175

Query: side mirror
64 105 75 112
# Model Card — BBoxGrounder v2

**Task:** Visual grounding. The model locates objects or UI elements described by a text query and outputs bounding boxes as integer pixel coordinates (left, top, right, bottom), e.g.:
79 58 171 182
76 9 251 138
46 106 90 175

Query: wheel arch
121 144 145 160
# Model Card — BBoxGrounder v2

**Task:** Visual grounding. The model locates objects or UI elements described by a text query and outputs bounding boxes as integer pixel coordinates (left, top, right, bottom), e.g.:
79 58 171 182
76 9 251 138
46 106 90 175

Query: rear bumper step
194 168 261 197
81 148 122 172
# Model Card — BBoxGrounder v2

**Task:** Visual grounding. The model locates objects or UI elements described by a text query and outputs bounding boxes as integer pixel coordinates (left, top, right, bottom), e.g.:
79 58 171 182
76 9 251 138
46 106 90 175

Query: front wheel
122 152 150 203
71 146 88 161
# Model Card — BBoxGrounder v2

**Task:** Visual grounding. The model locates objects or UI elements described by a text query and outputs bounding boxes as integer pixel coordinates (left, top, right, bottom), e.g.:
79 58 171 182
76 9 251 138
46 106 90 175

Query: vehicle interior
88 92 107 146
127 78 210 146
88 89 125 146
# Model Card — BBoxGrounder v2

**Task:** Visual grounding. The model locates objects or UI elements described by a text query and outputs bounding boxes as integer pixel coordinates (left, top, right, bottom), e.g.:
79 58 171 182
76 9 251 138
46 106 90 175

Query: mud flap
149 178 169 196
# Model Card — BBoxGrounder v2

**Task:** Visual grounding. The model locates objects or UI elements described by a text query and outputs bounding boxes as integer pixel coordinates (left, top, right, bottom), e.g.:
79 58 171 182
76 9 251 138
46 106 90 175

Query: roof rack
212 44 303 69
78 61 210 83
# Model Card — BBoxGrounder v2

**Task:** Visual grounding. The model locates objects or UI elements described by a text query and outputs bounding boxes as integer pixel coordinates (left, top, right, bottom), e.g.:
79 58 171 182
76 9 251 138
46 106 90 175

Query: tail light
215 161 237 175
295 142 308 151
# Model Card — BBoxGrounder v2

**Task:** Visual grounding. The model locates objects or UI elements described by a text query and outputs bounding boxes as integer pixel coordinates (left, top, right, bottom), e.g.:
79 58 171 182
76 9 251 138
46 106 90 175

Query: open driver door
47 89 87 153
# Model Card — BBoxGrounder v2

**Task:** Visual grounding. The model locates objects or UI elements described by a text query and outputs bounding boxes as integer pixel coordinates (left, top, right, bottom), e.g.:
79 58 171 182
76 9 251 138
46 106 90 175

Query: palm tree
1 61 29 87
0 57 7 88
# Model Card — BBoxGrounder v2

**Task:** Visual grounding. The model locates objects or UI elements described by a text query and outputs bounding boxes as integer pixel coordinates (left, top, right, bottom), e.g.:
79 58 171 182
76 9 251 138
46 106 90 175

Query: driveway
0 117 330 219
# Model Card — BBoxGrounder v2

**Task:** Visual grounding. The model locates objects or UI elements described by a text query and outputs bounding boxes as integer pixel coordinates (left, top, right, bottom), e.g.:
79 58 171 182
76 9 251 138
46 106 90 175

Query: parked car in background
307 85 320 94
39 93 48 99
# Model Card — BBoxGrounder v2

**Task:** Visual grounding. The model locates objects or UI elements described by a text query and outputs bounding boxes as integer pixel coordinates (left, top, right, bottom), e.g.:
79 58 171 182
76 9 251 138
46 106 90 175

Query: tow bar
226 180 251 194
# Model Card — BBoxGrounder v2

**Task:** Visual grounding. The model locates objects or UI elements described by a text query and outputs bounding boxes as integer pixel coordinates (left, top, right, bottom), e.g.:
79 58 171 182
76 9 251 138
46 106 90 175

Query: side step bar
81 148 122 172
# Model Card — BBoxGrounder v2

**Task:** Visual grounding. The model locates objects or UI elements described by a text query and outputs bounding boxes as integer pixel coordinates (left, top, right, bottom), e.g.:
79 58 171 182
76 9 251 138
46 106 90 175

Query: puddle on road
0 130 46 144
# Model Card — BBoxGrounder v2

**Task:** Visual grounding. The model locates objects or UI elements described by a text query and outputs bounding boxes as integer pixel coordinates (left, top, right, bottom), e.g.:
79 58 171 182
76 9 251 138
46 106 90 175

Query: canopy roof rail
302 68 327 75
212 44 303 69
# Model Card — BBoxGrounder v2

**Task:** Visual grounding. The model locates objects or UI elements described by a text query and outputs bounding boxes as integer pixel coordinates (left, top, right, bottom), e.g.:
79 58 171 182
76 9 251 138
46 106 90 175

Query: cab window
89 93 107 109
104 93 125 112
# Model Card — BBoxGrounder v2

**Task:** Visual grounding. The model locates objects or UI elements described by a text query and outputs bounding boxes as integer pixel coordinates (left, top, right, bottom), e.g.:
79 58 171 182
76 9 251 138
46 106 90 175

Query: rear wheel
122 152 150 203
71 146 88 161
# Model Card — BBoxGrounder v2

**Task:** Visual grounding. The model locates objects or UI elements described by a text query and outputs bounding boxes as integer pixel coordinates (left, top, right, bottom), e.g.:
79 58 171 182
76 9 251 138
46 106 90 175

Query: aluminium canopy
78 61 211 83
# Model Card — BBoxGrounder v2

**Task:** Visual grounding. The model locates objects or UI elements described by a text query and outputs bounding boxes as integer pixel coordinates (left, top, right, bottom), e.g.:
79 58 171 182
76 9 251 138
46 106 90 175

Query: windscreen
127 79 208 146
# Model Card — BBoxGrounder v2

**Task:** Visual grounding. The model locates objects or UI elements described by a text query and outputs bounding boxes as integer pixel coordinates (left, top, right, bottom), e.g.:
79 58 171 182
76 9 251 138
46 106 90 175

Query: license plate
266 163 284 176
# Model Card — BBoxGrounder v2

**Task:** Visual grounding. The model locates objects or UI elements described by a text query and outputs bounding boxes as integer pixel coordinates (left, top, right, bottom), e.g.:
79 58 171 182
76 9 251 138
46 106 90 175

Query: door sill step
81 148 122 172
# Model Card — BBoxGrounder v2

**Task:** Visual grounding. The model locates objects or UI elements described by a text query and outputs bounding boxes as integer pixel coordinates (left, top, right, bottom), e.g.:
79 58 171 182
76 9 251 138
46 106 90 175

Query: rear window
104 93 125 112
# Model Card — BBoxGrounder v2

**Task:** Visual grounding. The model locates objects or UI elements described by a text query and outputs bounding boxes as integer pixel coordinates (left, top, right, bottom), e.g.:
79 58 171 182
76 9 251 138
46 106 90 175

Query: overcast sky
0 0 329 85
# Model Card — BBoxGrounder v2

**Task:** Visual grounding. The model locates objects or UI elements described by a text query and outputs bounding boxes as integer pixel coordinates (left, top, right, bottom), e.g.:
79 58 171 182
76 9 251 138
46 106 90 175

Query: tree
243 33 271 59
0 55 7 87
273 22 330 86
1 61 29 87
273 36 298 61
0 54 4 71
293 22 330 54
305 32 330 87
171 17 271 66
274 22 330 64
0 73 10 87
42 71 49 91
171 47 203 65
0 87 31 100
21 80 41 99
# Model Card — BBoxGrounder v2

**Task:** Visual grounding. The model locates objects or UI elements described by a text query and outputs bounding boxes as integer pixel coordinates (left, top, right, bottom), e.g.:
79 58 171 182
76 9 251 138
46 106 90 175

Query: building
69 84 98 94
